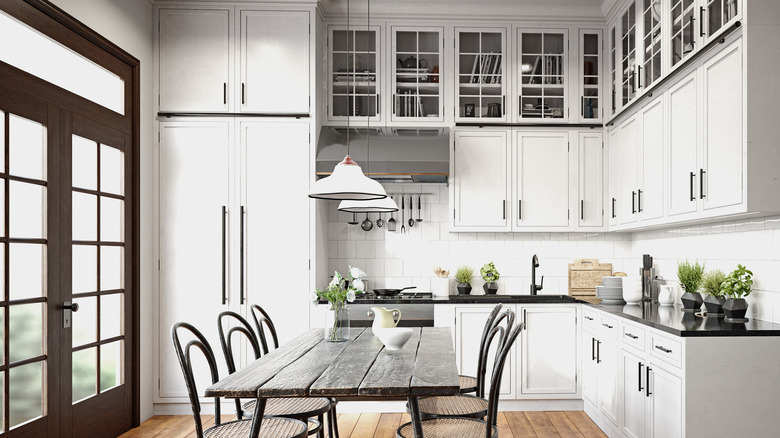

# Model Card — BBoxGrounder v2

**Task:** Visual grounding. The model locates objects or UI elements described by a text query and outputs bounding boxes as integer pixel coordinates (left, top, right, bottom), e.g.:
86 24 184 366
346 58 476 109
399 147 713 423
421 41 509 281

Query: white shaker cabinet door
519 306 578 396
581 331 599 406
578 132 604 228
240 10 310 114
639 97 664 222
159 9 231 112
158 121 233 399
513 131 570 228
451 130 510 230
621 349 647 438
607 128 619 227
649 365 683 438
667 72 699 217
597 339 619 426
617 115 639 225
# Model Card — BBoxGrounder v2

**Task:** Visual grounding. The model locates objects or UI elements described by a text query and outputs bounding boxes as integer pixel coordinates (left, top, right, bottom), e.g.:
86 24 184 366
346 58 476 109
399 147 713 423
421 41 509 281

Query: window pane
9 303 43 362
100 145 124 195
72 135 97 191
9 244 45 300
8 114 46 181
100 293 122 340
72 192 97 241
0 12 125 115
73 245 97 293
0 111 5 173
100 246 123 291
100 197 124 242
72 296 97 347
9 361 43 429
72 348 96 403
9 181 45 239
100 341 122 392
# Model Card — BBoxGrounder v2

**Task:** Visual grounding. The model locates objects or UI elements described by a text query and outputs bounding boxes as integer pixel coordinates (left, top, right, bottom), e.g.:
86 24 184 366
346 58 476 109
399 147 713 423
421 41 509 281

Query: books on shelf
396 90 425 117
468 53 502 84
528 54 563 85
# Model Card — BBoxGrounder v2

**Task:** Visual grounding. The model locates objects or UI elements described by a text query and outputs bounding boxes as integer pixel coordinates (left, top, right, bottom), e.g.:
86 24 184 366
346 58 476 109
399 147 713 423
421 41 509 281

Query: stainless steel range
348 292 434 327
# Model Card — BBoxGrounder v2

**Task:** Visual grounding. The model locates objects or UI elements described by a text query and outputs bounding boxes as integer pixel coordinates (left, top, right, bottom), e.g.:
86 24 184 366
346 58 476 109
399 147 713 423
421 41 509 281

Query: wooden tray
568 259 613 297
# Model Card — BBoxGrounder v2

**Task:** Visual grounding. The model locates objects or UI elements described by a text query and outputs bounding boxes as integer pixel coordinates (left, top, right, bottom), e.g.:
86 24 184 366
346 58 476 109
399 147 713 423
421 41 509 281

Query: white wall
51 0 155 422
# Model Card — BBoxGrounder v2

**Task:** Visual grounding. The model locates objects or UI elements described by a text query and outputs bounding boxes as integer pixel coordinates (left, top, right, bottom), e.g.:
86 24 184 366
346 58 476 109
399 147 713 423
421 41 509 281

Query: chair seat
204 417 307 438
417 394 488 418
242 396 332 419
458 374 477 393
396 417 497 438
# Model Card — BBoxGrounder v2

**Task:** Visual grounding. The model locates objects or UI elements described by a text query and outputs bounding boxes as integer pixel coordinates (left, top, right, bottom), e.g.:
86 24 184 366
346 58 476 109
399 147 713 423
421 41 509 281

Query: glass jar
324 301 350 342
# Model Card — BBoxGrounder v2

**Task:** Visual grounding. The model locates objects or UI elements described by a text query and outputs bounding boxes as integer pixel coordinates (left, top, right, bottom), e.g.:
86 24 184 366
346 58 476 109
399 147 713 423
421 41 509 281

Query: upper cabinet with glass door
455 27 508 123
641 0 663 89
578 30 602 122
517 29 568 121
328 25 382 123
670 0 697 69
621 2 638 107
390 26 444 123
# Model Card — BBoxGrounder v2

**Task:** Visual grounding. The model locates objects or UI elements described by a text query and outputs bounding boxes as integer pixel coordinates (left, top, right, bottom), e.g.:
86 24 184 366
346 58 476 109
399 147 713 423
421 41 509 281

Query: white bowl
375 327 413 351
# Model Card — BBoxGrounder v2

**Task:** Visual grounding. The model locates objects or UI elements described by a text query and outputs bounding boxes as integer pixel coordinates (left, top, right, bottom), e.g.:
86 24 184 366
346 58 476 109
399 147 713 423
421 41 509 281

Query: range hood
316 126 450 183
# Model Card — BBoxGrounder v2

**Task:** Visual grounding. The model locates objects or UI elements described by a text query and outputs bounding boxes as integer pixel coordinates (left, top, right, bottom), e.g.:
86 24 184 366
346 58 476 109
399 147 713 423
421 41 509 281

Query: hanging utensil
408 195 415 228
361 213 373 231
376 212 384 228
400 196 406 234
387 196 396 231
416 194 423 222
347 212 359 225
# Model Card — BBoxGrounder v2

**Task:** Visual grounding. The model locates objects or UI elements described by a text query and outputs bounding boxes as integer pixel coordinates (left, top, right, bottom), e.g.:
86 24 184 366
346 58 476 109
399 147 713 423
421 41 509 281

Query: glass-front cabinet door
641 0 663 89
390 26 443 123
455 27 507 122
703 0 740 41
328 25 382 123
621 2 638 106
517 29 568 121
610 25 618 116
670 0 697 69
579 30 601 122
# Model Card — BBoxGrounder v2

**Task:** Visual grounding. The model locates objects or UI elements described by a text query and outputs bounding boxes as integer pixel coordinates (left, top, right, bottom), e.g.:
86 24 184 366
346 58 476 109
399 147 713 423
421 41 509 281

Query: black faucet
530 254 543 295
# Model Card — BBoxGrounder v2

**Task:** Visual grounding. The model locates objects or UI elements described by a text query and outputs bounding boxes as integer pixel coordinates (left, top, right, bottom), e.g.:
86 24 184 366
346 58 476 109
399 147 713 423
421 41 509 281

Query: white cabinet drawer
649 332 682 368
598 314 619 340
620 322 645 351
582 308 599 330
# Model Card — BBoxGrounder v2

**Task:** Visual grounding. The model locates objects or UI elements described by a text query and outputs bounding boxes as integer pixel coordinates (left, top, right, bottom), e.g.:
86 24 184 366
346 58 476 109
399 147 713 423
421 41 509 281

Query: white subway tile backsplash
385 258 403 277
356 241 375 259
338 240 356 259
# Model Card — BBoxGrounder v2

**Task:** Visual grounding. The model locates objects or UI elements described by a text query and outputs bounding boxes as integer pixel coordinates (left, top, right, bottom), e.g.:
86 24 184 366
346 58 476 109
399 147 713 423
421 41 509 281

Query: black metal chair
396 319 525 438
457 304 504 394
218 311 331 437
250 305 342 438
413 307 516 420
171 321 307 438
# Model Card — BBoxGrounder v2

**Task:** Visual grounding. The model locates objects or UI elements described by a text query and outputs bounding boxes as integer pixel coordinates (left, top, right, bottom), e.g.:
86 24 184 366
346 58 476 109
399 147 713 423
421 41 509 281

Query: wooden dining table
205 326 460 438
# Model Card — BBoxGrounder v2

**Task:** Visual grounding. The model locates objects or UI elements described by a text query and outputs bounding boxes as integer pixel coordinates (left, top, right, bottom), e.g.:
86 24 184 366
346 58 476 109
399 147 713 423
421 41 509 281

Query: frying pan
372 286 417 296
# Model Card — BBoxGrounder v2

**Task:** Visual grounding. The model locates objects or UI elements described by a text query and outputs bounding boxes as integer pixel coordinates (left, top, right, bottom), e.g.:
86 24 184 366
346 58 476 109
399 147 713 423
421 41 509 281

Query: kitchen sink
450 294 578 303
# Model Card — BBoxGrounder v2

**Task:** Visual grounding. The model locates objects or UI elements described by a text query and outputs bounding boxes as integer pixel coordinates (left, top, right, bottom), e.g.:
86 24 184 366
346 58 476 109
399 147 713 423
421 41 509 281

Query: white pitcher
370 306 401 333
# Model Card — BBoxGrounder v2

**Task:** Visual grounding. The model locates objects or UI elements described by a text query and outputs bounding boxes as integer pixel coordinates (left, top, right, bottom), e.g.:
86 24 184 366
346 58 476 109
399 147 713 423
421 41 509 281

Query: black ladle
400 196 406 234
361 213 373 231
416 194 423 222
408 195 415 228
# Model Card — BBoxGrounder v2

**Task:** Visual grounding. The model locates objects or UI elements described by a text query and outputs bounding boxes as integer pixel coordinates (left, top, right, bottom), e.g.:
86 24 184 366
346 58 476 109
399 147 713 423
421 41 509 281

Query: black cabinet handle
689 15 696 50
392 94 396 114
241 83 246 105
625 332 638 339
638 189 643 212
221 206 227 305
611 198 616 218
632 191 637 214
503 200 506 220
581 96 585 116
518 200 522 220
638 65 643 89
602 323 614 329
596 339 601 363
223 83 227 105
240 206 245 305
580 200 584 220
655 345 673 353
377 94 380 115
502 96 506 116
584 316 594 321
591 337 596 361
646 367 652 397
700 169 706 199
638 362 644 392
700 6 706 37
690 171 696 201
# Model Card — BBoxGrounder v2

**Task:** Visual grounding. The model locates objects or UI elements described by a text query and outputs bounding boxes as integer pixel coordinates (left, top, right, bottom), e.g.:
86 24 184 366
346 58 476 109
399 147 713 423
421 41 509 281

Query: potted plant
721 264 753 323
678 260 705 313
701 269 727 316
455 265 474 295
480 261 500 294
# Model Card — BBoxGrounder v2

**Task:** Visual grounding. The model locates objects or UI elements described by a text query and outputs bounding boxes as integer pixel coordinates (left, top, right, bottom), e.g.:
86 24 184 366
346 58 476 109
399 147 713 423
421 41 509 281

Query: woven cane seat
459 375 478 393
397 417 497 438
417 394 488 418
242 396 331 419
204 417 307 438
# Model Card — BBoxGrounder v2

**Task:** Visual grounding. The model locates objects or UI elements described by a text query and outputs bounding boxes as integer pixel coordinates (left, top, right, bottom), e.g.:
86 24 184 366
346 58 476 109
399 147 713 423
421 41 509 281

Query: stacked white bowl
622 277 643 304
597 276 625 304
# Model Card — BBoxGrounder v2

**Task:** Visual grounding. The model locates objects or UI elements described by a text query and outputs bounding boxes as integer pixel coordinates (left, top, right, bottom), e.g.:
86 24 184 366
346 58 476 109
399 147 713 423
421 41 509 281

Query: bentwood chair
396 319 525 438
457 304 504 394
171 321 307 438
414 307 516 420
251 304 342 438
217 311 332 437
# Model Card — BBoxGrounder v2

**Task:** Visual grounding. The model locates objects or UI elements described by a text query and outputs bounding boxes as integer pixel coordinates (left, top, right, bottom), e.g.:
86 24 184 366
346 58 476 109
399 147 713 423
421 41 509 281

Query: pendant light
308 0 387 201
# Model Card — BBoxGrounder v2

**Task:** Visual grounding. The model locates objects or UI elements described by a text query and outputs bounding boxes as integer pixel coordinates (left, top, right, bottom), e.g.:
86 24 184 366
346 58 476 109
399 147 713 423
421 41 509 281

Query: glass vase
324 302 350 342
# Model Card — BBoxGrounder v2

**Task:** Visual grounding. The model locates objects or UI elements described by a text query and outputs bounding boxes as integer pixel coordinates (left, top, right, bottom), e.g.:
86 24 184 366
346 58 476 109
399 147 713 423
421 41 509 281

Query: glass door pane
392 28 442 122
621 3 637 105
670 0 697 68
642 0 663 88
330 26 381 121
519 31 567 120
580 31 601 121
456 29 506 121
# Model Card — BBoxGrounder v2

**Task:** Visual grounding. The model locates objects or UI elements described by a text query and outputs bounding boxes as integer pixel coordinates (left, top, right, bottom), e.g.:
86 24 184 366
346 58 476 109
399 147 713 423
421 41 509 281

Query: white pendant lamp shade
338 195 398 213
309 155 388 200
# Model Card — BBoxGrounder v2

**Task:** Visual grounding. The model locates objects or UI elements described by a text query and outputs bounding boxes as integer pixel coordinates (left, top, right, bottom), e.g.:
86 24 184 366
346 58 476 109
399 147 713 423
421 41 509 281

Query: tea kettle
399 56 428 69
369 306 401 333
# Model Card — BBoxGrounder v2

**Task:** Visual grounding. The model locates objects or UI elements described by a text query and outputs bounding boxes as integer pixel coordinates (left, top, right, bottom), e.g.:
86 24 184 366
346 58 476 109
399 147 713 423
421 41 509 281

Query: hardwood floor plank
526 411 560 438
351 413 382 437
546 411 583 438
337 412 361 437
505 411 538 437
496 412 514 437
565 411 608 438
374 413 402 438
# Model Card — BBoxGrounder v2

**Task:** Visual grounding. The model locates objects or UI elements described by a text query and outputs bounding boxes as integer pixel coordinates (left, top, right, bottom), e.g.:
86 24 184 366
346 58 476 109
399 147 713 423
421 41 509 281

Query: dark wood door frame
0 0 141 431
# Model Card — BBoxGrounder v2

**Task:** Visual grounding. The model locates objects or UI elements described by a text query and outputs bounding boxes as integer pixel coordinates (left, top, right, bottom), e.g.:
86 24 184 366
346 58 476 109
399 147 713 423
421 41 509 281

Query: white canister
658 285 675 306
432 277 450 297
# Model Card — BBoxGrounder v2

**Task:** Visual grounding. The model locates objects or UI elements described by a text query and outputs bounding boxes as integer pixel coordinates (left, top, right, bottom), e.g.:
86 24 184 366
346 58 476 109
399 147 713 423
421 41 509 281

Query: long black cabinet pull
584 316 594 321
655 345 673 353
638 362 644 392
596 340 601 363
241 83 246 105
689 16 696 50
646 367 652 397
602 323 614 329
221 206 227 305
638 189 643 212
581 96 585 116
240 206 245 305
631 191 637 214
591 338 596 361
223 83 227 105
690 171 696 201
580 200 584 220
392 94 396 114
611 198 616 218
518 200 522 220
700 169 706 199
637 65 642 89
700 7 706 37
625 332 639 339
503 200 506 220
502 96 506 116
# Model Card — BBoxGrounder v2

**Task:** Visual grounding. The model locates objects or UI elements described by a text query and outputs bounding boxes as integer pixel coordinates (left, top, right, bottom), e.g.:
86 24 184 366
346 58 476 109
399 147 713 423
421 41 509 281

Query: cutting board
568 259 613 297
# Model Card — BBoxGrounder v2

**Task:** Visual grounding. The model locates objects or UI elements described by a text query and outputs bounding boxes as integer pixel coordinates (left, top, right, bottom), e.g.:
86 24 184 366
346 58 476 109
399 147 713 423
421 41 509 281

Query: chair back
484 321 525 437
475 304 503 397
250 304 279 354
217 311 262 374
171 322 223 437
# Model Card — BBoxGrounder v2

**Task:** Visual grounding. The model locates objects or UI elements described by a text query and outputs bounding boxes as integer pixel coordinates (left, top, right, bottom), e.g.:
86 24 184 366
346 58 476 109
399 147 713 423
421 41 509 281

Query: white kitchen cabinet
578 132 604 228
578 30 602 122
597 335 619 426
328 24 382 122
620 2 638 107
639 0 663 90
512 131 569 228
455 27 508 122
607 127 619 227
667 70 699 218
581 328 599 406
518 306 578 397
451 130 511 231
620 348 646 438
159 8 232 113
516 29 568 121
648 364 683 438
616 115 639 225
582 309 619 429
638 97 664 222
390 26 444 123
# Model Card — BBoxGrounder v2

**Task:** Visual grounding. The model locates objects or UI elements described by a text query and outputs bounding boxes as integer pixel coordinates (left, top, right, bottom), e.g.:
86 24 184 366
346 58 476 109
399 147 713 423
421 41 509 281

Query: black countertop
585 302 780 337
321 293 580 305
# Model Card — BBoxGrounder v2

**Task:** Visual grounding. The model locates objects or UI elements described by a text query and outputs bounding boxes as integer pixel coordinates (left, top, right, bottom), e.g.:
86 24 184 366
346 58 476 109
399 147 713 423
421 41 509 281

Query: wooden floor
119 411 607 437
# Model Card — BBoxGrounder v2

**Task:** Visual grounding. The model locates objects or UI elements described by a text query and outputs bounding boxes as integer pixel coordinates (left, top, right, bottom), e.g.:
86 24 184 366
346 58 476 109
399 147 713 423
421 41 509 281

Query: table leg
249 398 266 438
407 396 423 438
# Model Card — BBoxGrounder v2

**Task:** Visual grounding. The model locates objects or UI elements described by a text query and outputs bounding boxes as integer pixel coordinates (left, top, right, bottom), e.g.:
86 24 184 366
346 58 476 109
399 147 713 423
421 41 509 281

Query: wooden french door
0 1 139 437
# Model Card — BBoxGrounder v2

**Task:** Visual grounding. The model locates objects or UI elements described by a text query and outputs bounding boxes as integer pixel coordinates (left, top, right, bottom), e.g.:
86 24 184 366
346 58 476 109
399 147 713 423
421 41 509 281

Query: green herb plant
480 261 501 282
721 264 754 299
702 269 727 297
677 260 706 294
455 265 474 284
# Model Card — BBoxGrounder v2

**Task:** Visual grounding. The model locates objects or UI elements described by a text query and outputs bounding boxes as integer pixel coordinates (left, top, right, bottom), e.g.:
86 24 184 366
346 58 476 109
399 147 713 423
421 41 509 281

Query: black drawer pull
624 332 639 339
655 345 672 353
584 316 594 321
602 323 614 329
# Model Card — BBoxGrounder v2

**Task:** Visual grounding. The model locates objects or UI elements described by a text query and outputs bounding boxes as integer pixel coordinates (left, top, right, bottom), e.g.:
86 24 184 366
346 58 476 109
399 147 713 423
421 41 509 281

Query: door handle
240 206 245 305
63 301 79 329
700 6 706 37
689 15 696 50
638 189 643 212
591 337 596 361
223 83 227 105
241 83 246 105
222 206 227 305
700 169 706 199
638 362 644 392
637 65 642 89
611 197 616 218
632 191 637 214
596 339 601 363
503 200 506 220
646 366 652 397
580 200 584 221
518 200 522 220
690 171 696 201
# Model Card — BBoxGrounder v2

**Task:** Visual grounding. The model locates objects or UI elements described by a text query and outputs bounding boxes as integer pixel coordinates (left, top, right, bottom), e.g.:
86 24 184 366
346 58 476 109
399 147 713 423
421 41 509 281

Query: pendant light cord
346 0 350 157
365 0 370 177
